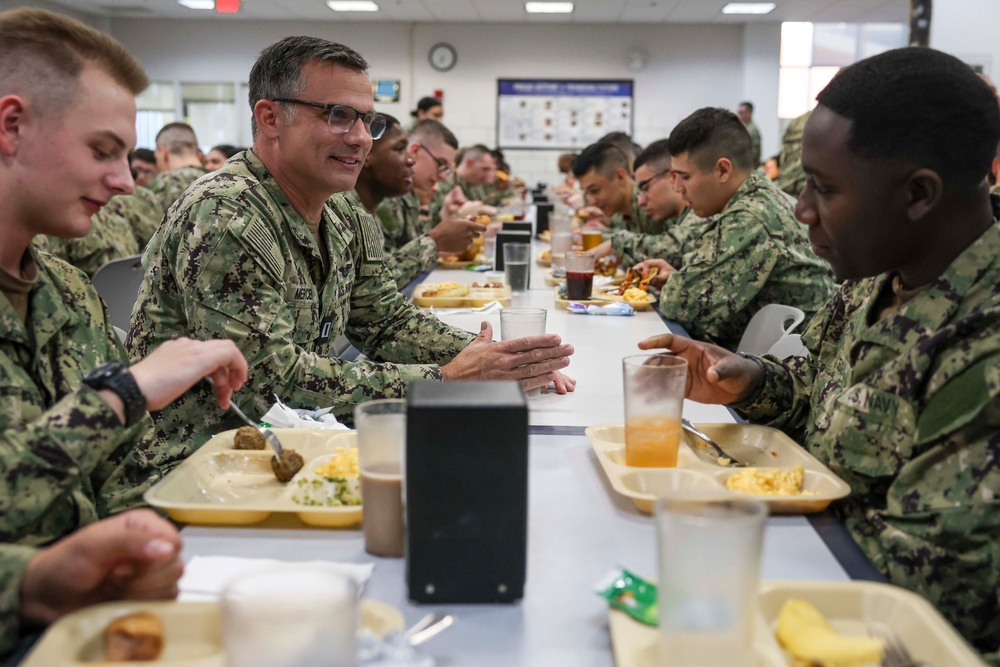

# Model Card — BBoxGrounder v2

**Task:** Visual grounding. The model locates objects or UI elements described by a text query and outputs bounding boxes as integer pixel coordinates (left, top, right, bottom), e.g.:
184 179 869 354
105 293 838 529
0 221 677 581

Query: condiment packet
595 568 658 626
567 302 635 316
261 395 348 430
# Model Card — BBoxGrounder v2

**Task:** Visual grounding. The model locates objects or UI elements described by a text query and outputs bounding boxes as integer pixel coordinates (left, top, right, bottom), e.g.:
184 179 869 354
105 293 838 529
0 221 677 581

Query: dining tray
144 428 362 527
412 283 512 309
22 598 403 666
609 579 986 666
586 423 851 514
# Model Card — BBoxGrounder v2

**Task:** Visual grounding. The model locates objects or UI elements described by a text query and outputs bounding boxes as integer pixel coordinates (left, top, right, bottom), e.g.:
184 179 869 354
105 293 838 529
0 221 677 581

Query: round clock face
429 43 457 72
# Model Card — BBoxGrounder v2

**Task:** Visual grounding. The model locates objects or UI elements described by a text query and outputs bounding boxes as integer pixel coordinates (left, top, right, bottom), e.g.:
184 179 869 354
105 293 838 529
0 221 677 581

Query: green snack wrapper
596 568 658 626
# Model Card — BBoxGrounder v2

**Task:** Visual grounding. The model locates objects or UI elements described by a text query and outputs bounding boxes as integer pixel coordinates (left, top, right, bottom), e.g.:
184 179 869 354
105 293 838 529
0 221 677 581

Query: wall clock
429 42 457 72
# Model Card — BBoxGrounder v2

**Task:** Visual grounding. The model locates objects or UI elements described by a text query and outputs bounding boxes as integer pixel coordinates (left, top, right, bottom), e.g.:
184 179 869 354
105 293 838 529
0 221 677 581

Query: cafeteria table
176 220 877 666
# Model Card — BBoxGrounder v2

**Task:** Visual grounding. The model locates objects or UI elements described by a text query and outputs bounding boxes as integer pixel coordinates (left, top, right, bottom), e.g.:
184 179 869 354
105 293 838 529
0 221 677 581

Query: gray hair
248 35 368 137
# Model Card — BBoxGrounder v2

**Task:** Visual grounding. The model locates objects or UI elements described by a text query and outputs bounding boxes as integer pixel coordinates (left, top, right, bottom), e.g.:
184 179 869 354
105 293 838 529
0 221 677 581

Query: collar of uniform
718 169 771 217
854 219 1000 355
243 148 328 261
0 245 76 348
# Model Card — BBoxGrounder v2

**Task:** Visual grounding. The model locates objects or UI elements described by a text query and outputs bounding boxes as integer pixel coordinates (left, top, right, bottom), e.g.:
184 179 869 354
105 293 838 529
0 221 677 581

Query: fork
869 625 932 667
229 400 285 457
680 418 748 467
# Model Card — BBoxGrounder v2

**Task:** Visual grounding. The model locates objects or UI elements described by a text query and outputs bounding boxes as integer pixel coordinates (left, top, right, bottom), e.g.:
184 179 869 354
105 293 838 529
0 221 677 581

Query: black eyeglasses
418 143 453 176
637 169 671 193
272 98 387 139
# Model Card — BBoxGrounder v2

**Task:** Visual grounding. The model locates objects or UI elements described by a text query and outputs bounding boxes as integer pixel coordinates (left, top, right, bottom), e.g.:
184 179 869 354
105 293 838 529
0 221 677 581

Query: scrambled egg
622 287 651 303
725 466 806 495
314 447 359 478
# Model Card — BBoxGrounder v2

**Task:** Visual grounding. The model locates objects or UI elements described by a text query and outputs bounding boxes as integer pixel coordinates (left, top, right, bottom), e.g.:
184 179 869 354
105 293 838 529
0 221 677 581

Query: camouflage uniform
735 216 1000 663
127 149 475 458
103 186 164 249
774 110 811 198
0 248 163 656
343 190 438 288
659 170 834 351
0 544 36 657
147 165 208 212
607 185 661 235
744 119 762 166
382 191 435 245
43 207 141 278
439 176 503 206
609 208 708 267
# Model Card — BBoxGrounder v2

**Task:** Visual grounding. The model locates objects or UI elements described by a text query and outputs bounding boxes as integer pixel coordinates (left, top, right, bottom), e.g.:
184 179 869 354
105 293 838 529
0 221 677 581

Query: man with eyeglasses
128 36 575 456
571 142 664 236
590 139 703 267
344 114 486 287
633 108 833 351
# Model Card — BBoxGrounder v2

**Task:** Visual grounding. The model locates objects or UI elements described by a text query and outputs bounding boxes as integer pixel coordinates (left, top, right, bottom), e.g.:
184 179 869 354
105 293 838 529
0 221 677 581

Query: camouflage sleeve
385 235 439 288
658 212 779 345
0 544 36 659
611 228 684 267
0 385 138 544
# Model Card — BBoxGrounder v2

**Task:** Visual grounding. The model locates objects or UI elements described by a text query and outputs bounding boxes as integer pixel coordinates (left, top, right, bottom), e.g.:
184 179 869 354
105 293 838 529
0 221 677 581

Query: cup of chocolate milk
355 399 407 558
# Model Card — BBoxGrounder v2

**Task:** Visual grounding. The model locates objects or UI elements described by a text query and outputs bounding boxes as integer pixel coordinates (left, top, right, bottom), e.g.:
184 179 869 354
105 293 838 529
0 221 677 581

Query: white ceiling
47 0 909 24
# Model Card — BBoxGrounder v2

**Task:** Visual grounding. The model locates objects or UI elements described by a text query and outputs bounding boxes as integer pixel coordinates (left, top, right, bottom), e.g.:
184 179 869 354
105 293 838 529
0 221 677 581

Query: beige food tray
609 580 986 666
412 283 512 309
586 423 851 514
23 598 403 666
144 428 362 527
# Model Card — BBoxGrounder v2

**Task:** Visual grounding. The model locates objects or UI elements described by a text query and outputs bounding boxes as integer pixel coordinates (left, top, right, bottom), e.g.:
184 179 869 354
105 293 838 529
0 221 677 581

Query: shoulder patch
241 217 285 280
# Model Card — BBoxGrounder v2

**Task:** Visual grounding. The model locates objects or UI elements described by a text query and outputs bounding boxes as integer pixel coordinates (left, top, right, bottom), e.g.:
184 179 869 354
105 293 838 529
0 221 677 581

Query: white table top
181 434 847 667
177 206 856 665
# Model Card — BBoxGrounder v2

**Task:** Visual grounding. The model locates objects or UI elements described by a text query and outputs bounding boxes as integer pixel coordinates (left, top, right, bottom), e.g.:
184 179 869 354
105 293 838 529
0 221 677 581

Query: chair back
767 333 809 359
737 304 806 355
91 254 144 332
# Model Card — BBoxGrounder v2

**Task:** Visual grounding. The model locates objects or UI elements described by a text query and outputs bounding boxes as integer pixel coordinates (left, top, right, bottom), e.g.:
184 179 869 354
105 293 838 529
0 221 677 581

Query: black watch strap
82 361 147 427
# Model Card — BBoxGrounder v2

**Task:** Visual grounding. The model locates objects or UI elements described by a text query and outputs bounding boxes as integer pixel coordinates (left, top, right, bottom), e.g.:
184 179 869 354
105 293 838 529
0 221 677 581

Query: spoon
404 612 455 646
681 419 748 467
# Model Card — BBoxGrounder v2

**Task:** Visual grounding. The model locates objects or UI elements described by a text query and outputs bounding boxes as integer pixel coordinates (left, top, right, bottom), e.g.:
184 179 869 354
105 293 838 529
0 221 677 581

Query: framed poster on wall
496 79 634 150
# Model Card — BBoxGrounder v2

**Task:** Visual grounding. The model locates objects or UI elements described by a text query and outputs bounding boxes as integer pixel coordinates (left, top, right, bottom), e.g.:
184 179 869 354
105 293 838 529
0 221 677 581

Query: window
182 83 239 149
135 82 176 150
778 22 906 119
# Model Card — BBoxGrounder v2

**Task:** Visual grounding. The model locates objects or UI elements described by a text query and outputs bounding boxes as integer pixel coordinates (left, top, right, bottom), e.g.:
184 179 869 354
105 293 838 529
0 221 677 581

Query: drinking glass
503 243 531 292
565 252 595 300
656 498 767 667
500 308 547 397
621 354 687 467
355 399 406 558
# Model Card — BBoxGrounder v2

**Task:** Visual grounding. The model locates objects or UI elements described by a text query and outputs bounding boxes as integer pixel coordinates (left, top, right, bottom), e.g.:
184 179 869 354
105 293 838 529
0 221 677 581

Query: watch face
429 43 456 72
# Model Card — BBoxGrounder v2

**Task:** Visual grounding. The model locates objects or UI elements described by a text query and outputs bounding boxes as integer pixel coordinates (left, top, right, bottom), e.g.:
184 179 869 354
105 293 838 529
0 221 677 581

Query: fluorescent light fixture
327 1 380 11
178 0 214 9
525 2 574 14
721 3 776 14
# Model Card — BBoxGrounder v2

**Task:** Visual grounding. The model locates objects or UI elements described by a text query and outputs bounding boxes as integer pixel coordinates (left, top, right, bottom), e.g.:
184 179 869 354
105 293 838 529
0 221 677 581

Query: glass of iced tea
622 354 688 467
565 251 595 300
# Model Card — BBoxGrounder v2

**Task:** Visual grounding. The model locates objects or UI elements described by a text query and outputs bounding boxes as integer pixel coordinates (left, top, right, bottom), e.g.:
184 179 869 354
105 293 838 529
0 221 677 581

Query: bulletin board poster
496 79 634 150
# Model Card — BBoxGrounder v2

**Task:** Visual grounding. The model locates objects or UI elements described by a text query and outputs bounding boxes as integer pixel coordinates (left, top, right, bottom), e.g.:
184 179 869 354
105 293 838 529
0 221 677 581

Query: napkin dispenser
406 381 529 604
502 221 532 234
494 230 532 271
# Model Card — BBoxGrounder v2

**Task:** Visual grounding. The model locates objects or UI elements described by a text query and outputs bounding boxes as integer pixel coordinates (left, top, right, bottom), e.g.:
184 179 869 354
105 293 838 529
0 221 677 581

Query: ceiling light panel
721 3 776 15
525 2 575 14
327 1 380 11
178 0 214 9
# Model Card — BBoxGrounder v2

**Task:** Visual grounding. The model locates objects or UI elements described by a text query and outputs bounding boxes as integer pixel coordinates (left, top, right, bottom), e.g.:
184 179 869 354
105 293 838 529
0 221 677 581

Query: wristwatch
82 361 147 427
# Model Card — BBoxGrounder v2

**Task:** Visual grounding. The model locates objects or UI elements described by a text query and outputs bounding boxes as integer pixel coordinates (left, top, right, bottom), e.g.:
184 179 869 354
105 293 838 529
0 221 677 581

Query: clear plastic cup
503 243 531 292
621 354 687 467
355 399 407 558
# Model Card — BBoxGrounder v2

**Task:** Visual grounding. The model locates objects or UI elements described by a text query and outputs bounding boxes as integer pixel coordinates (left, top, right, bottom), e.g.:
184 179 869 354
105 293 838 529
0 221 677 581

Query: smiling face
795 105 916 281
363 123 414 198
272 61 375 198
7 64 136 240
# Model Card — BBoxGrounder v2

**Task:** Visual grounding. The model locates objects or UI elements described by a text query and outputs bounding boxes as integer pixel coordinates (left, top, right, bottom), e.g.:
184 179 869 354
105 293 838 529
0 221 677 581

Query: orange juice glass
622 354 688 467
